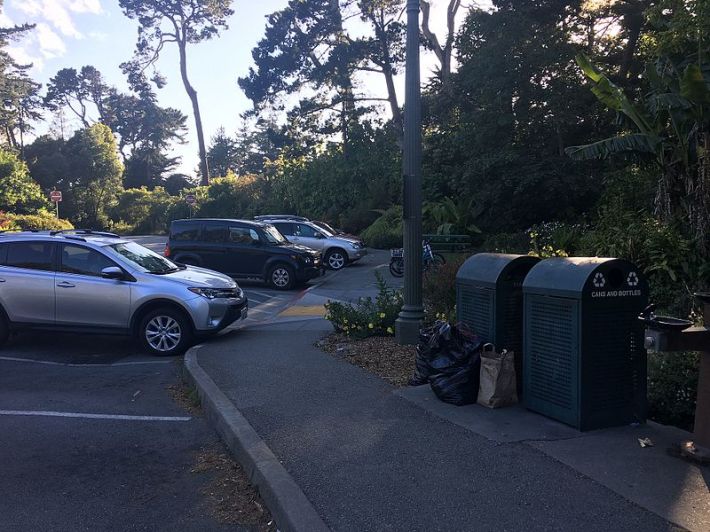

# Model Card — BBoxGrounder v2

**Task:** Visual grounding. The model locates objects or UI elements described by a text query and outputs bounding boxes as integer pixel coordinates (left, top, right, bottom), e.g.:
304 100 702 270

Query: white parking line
0 410 191 422
0 356 173 368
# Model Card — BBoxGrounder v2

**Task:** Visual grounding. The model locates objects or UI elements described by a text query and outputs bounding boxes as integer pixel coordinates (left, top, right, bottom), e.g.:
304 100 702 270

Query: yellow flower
387 327 394 334
379 313 386 318
368 323 374 329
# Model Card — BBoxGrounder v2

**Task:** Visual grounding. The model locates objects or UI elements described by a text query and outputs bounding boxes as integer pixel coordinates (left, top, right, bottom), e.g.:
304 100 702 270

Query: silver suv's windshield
108 242 179 274
263 225 286 244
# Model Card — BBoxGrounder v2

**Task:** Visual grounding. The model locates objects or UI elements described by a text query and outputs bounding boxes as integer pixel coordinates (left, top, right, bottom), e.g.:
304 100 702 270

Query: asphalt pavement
194 320 671 532
0 332 246 531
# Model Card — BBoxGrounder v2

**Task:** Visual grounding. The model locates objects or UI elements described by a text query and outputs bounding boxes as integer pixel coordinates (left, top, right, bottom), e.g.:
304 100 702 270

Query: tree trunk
177 39 210 185
369 9 403 144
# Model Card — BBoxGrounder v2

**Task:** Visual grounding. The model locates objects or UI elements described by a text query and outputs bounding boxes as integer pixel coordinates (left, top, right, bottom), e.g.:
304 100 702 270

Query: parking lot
0 330 248 531
0 236 393 530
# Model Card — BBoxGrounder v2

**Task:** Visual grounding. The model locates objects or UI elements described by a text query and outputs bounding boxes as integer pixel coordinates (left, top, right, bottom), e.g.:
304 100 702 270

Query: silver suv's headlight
350 242 360 249
188 287 244 300
188 287 222 299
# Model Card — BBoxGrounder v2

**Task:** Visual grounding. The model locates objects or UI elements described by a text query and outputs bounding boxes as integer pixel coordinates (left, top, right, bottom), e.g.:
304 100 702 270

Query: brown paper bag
477 344 518 408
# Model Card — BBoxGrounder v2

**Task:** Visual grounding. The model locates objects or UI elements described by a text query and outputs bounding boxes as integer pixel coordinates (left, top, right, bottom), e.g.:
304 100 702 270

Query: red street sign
185 194 196 205
50 191 62 203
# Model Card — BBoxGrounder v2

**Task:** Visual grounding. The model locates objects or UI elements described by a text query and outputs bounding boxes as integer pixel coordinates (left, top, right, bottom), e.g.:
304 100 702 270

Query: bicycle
389 240 446 277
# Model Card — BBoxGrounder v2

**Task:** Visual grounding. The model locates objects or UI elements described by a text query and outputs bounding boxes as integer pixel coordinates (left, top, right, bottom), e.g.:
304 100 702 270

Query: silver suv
0 231 248 356
261 218 367 270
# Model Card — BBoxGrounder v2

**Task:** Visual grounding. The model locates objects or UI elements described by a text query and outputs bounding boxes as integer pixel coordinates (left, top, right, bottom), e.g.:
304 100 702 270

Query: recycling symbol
593 273 606 289
627 272 639 287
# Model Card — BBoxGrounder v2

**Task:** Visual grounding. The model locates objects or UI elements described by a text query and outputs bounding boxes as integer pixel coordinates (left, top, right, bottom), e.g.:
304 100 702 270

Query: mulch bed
317 332 417 387
192 446 276 531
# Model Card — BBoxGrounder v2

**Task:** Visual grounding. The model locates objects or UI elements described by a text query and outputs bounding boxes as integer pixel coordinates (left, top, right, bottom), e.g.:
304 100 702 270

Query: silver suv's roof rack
254 215 309 222
49 229 121 238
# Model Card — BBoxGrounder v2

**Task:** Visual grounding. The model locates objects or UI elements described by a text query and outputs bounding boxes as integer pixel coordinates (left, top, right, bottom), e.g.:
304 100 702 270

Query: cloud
36 23 66 58
6 0 104 72
13 0 103 39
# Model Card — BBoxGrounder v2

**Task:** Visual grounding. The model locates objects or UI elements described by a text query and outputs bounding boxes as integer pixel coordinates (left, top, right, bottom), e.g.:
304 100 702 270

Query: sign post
185 194 196 218
50 190 62 219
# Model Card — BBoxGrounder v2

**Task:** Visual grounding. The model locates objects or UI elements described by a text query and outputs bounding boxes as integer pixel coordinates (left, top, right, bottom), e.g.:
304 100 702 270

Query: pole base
667 440 710 465
395 316 421 345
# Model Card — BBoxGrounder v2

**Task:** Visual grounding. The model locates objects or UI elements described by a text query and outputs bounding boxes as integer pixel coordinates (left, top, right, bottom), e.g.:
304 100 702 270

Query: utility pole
395 0 424 345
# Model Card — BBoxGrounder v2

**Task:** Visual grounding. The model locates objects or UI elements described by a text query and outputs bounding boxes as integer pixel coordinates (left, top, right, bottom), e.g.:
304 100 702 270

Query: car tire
138 307 193 356
268 264 295 290
0 312 9 347
325 248 348 271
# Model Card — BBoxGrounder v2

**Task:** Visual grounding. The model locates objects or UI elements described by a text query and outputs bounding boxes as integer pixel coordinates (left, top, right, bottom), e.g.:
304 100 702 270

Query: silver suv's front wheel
138 308 192 356
325 249 348 270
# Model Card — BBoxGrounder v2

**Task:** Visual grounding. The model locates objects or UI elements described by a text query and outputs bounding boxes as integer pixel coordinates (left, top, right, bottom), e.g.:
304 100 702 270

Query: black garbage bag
428 323 483 405
408 321 452 386
429 353 482 406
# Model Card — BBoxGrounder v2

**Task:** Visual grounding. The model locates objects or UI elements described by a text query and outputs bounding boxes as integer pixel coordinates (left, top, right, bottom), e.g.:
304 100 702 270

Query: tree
23 135 71 191
566 53 710 253
0 147 47 214
0 7 42 155
119 0 235 186
64 123 124 228
207 127 239 178
239 0 405 144
44 66 110 126
420 0 462 87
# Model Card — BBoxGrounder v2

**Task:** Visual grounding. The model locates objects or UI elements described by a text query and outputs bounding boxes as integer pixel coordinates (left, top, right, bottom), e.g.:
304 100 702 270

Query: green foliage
647 351 699 431
64 123 124 229
422 254 467 322
195 175 263 219
360 205 402 249
527 222 586 258
4 212 73 231
423 197 481 236
110 187 177 234
324 272 402 338
0 148 47 214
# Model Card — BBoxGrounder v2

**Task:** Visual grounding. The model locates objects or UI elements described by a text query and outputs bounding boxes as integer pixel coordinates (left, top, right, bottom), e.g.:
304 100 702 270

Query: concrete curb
183 345 330 532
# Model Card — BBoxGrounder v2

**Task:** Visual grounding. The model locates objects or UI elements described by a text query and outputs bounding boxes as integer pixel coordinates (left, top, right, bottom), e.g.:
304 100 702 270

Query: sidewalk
186 304 709 531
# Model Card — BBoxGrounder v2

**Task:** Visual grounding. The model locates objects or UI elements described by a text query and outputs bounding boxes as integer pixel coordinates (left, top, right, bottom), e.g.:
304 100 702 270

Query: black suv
165 219 322 290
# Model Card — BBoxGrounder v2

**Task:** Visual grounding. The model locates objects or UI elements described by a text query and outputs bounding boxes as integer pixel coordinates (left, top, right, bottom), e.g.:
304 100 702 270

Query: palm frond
565 134 661 161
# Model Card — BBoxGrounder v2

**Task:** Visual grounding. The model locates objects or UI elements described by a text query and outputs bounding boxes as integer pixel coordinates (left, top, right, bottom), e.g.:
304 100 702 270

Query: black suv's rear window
171 223 201 241
5 241 53 271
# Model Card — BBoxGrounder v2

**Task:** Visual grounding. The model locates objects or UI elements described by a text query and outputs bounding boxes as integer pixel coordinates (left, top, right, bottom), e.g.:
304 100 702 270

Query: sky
1 0 474 177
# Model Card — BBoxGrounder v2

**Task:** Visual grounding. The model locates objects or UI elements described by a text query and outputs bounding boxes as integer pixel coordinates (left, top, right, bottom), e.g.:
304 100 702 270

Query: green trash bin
456 253 540 394
523 257 648 431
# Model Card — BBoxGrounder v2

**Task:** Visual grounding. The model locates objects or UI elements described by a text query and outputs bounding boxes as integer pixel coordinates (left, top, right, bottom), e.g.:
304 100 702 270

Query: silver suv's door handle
0 278 5 282
57 281 75 288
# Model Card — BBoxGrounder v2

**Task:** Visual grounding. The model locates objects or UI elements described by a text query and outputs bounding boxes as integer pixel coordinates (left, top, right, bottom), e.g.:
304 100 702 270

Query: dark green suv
165 219 323 290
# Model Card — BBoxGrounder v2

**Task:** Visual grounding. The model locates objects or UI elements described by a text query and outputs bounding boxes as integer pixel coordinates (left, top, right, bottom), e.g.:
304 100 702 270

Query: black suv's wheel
325 248 348 271
138 307 192 356
268 264 295 290
0 312 9 347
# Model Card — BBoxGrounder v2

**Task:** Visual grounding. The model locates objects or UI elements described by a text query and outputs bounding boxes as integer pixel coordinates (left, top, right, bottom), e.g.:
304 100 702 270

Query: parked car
310 220 363 244
0 230 248 356
165 218 322 290
258 217 367 270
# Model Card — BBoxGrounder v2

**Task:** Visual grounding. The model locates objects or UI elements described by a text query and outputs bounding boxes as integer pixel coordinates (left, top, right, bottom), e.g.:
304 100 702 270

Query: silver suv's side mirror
101 266 125 280
315 232 325 239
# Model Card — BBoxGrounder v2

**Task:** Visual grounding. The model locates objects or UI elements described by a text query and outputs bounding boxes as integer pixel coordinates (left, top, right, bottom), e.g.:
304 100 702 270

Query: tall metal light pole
395 0 424 345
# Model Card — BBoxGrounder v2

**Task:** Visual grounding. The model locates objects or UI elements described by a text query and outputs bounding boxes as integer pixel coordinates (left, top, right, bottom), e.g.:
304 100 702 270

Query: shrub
324 272 403 338
423 254 468 322
647 351 699 431
481 231 528 254
6 212 73 231
110 187 177 235
360 205 402 249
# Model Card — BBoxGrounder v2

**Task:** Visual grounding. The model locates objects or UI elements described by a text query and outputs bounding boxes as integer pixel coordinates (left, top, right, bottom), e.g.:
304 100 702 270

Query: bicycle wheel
389 258 404 277
433 253 446 265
